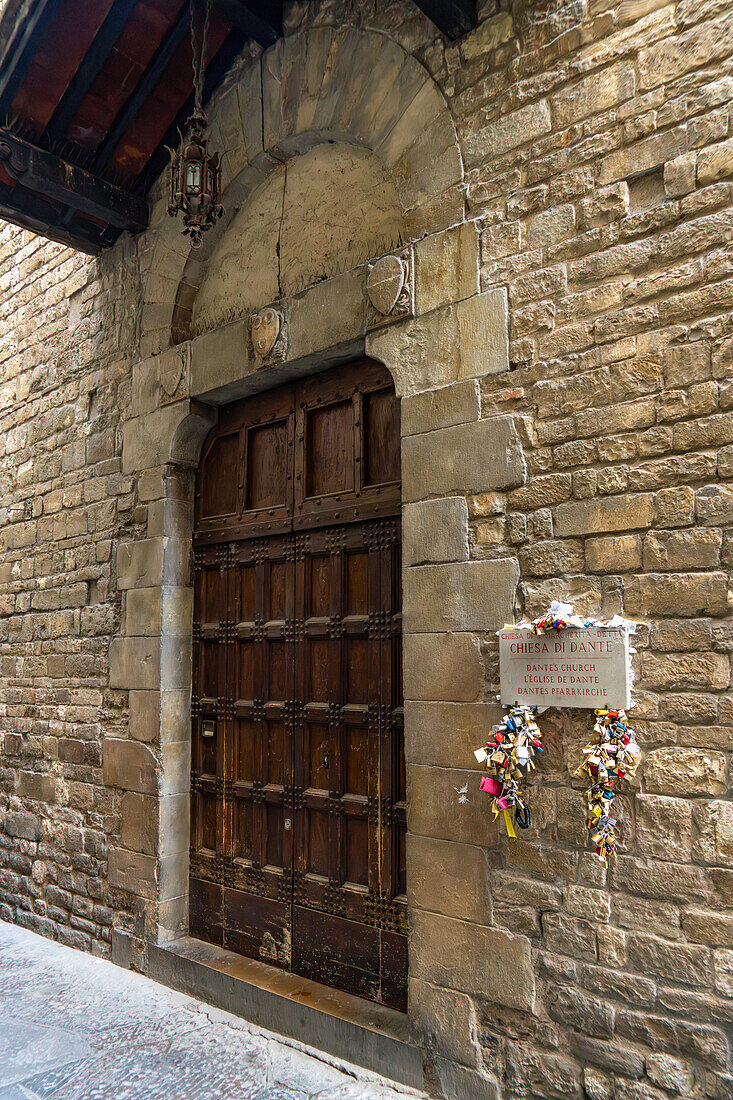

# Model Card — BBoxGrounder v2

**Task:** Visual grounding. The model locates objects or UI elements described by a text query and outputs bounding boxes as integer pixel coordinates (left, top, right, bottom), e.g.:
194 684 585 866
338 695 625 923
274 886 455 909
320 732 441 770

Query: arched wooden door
189 359 407 1011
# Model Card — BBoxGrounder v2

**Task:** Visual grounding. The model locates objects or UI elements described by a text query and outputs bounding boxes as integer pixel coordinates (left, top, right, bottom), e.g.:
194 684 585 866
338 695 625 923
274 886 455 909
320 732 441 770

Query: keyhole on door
322 747 329 770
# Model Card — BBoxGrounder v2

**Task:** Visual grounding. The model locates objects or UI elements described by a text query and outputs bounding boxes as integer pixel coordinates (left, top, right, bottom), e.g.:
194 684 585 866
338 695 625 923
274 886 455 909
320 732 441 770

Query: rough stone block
408 977 480 1070
435 1060 500 1100
527 204 576 250
129 690 160 743
627 932 711 985
683 910 733 948
519 538 584 577
407 764 497 847
403 416 525 501
124 587 162 637
108 847 157 901
120 792 158 856
645 748 726 797
415 222 479 314
117 539 164 590
408 835 491 924
405 701 499 767
103 738 158 795
403 633 484 702
3 812 42 841
714 949 733 997
401 380 480 436
464 100 551 165
16 772 55 803
642 652 729 691
109 637 161 690
554 494 655 536
624 572 729 617
455 288 509 379
403 558 519 633
411 909 535 1011
643 529 722 571
636 794 693 862
403 497 468 566
698 138 733 185
585 534 641 573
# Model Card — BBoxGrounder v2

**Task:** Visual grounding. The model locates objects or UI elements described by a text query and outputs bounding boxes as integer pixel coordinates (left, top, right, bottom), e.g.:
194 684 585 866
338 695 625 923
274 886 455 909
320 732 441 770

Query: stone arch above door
138 25 463 359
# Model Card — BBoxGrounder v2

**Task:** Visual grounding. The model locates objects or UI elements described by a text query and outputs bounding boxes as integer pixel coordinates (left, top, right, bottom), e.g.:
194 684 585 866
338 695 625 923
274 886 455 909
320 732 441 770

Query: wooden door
190 360 407 1011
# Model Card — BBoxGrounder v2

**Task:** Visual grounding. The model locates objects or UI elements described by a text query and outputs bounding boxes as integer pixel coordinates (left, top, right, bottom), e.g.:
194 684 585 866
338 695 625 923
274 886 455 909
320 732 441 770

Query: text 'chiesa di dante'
1 1 733 1097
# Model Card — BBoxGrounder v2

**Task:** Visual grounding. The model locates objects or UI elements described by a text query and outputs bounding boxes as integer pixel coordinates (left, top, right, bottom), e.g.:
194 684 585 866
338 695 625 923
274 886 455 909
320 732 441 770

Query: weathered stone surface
109 636 161 690
464 100 551 164
120 792 158 856
405 701 499 768
625 572 729 617
409 977 480 1069
403 558 519 632
403 417 525 501
401 380 480 436
403 497 468 566
369 288 508 395
644 748 726 797
585 534 641 573
403 633 484 702
407 764 498 847
636 795 693 862
554 494 655 536
415 222 479 314
108 847 157 900
103 739 158 795
408 835 491 923
411 910 535 1011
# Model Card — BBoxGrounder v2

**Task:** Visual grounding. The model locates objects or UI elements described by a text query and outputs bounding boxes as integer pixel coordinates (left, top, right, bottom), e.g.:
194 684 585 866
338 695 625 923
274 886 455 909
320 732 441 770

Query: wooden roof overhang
0 0 478 254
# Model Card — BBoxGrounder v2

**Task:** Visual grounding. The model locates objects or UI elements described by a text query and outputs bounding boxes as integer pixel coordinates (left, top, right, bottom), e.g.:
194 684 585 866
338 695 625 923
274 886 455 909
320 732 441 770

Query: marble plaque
499 626 630 710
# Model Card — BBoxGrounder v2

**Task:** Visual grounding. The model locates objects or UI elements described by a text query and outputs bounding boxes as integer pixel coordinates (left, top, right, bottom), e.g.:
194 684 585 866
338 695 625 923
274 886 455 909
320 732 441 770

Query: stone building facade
2 0 733 1097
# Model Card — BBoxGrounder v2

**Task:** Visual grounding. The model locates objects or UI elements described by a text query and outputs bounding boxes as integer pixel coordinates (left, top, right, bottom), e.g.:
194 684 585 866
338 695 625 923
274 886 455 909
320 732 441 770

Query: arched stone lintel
139 24 462 357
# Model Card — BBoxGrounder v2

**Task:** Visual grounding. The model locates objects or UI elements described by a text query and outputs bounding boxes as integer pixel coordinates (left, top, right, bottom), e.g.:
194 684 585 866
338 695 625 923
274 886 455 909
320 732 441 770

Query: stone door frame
108 246 514 999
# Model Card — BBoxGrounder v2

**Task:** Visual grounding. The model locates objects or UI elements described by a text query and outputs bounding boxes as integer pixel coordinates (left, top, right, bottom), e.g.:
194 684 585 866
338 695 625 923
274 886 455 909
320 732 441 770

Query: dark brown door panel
191 361 406 1011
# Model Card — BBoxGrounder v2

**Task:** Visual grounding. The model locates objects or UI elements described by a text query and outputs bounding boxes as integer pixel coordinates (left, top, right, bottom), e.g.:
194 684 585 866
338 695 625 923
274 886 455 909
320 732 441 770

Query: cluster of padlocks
474 704 544 838
575 708 642 865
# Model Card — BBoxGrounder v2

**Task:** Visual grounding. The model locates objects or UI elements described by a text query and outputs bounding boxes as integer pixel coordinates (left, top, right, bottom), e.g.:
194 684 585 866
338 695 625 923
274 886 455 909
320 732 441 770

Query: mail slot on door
201 720 216 739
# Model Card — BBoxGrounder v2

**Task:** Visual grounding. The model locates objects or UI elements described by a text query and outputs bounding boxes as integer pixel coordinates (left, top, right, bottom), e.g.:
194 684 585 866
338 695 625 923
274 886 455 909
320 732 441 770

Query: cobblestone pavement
0 922 424 1100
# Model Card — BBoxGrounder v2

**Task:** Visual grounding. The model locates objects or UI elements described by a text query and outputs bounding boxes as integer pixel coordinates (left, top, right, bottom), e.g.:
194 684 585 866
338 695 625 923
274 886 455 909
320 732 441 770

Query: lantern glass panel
185 161 202 194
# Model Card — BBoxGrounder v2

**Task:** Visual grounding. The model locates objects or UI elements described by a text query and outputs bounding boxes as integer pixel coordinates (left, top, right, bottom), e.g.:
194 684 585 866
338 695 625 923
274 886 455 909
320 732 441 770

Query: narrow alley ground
0 922 423 1099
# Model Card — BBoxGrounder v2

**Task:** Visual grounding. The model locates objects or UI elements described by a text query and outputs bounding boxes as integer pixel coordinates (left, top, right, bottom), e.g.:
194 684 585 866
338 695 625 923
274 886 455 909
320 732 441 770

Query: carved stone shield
251 307 281 361
160 343 190 403
367 254 406 316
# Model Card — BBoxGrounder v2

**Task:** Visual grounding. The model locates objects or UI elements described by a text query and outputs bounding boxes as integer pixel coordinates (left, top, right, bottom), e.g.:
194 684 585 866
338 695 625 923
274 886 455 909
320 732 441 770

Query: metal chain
189 0 212 113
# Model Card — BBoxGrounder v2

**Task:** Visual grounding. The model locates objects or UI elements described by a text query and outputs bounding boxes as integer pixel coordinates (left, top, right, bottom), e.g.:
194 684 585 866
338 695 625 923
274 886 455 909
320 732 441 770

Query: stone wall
0 226 142 953
1 2 733 1098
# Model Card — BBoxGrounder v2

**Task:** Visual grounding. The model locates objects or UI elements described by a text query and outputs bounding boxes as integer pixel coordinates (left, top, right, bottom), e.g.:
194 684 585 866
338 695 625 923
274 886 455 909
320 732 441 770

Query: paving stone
0 923 419 1100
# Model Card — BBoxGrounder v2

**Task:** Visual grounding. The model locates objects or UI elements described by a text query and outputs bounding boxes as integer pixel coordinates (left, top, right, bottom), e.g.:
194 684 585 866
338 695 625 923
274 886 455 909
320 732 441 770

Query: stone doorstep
143 935 424 1091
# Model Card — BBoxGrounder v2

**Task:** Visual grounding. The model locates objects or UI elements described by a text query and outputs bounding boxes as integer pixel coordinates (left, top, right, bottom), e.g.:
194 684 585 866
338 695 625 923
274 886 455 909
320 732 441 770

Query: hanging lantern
168 109 223 248
167 0 223 248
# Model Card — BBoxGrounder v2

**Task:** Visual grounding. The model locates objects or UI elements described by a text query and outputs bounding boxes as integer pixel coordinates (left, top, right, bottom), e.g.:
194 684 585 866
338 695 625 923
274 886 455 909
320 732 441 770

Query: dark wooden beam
218 0 281 47
412 0 477 40
0 128 148 230
136 27 248 193
94 0 190 173
0 181 105 253
44 0 141 142
0 0 58 117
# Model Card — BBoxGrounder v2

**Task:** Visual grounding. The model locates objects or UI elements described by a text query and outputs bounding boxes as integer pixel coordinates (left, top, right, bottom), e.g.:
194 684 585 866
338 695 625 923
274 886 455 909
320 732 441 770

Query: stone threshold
145 935 424 1090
